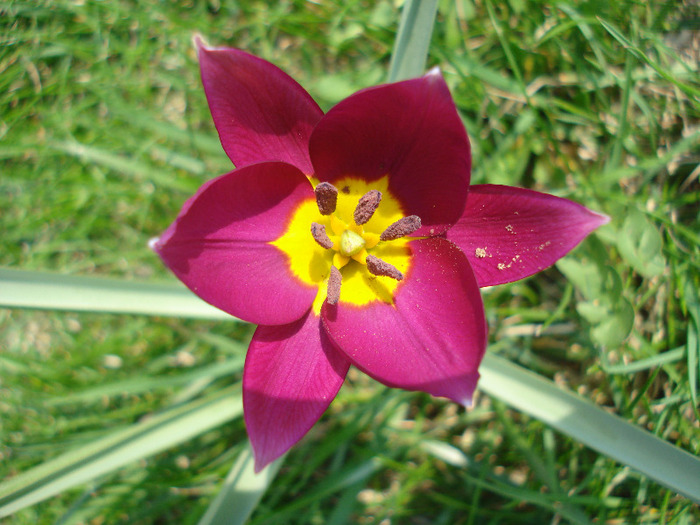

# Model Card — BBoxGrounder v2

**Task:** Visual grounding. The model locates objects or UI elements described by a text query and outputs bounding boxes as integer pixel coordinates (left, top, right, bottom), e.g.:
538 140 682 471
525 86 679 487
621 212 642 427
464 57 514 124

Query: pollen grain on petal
327 265 342 305
315 182 338 215
310 222 333 249
366 254 403 281
354 190 382 225
380 215 422 241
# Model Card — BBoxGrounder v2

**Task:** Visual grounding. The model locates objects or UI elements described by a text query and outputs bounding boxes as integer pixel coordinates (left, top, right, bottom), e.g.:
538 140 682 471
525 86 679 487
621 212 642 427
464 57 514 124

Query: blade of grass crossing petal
197 446 283 525
0 268 233 320
388 0 439 82
479 353 700 503
0 386 243 517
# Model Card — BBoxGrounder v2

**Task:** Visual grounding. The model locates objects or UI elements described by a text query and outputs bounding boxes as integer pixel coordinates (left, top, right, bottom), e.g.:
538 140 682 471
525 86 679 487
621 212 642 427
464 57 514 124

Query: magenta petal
244 310 350 472
152 162 317 325
322 237 487 405
197 39 323 173
446 185 610 287
309 69 470 236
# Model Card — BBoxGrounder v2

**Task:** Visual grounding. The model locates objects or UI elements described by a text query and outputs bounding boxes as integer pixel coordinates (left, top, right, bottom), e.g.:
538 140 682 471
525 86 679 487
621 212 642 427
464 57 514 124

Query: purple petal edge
447 184 610 287
196 37 323 173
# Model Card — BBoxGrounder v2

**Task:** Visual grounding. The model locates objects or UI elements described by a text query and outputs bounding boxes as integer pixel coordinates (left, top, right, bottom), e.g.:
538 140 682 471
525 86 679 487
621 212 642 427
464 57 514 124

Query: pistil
353 190 382 225
339 229 366 257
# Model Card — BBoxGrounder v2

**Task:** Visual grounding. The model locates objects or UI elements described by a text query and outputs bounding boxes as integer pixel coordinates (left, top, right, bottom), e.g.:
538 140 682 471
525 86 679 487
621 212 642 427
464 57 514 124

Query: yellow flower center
271 176 420 313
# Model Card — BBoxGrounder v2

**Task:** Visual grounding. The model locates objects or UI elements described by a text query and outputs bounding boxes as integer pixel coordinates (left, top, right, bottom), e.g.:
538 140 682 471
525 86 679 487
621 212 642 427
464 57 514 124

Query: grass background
1 0 699 523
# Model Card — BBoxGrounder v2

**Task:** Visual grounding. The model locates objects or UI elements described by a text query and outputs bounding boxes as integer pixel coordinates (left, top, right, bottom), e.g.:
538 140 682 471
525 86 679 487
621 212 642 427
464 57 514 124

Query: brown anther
311 223 333 249
353 190 382 225
315 182 338 215
326 266 342 305
366 255 403 281
380 215 422 241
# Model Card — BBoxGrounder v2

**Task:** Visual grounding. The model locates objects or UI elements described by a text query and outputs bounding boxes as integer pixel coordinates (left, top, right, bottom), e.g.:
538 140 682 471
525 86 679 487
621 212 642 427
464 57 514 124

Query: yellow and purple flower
151 39 609 471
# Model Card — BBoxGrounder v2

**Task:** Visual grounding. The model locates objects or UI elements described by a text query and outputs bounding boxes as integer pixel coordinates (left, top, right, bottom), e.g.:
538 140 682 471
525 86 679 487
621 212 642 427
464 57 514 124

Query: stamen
326 266 342 305
353 190 382 225
311 223 333 249
315 182 338 215
380 215 422 241
366 255 403 281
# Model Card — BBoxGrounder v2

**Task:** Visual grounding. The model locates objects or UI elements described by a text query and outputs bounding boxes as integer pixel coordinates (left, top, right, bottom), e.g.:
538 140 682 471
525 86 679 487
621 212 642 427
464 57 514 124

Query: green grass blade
484 0 529 102
0 386 243 518
197 446 283 525
49 140 196 192
684 278 700 406
479 354 700 503
47 357 246 406
388 0 439 82
597 17 700 99
601 346 685 375
0 268 233 320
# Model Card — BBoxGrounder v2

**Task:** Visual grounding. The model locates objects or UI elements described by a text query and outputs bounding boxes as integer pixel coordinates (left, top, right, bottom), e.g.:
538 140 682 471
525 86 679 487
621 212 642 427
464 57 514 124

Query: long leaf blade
0 386 243 517
388 0 439 82
4 269 698 502
197 446 283 525
479 354 700 503
0 268 233 320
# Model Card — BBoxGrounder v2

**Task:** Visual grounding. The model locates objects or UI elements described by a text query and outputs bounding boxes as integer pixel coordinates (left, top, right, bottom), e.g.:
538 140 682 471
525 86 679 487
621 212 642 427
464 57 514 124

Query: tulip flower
151 39 608 471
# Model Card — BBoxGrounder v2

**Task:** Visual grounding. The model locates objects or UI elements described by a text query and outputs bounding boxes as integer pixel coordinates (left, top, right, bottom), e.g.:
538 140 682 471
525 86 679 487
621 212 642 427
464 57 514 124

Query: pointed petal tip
193 34 228 54
251 449 285 473
449 186 612 288
147 236 160 253
459 393 474 409
252 455 268 474
592 209 611 226
192 33 207 51
450 372 479 408
243 314 350 477
193 33 223 54
424 66 442 79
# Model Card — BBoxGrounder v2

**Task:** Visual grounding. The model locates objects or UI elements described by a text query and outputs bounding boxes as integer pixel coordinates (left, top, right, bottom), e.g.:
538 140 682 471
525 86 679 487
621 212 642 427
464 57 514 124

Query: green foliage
1 0 699 523
617 209 667 278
